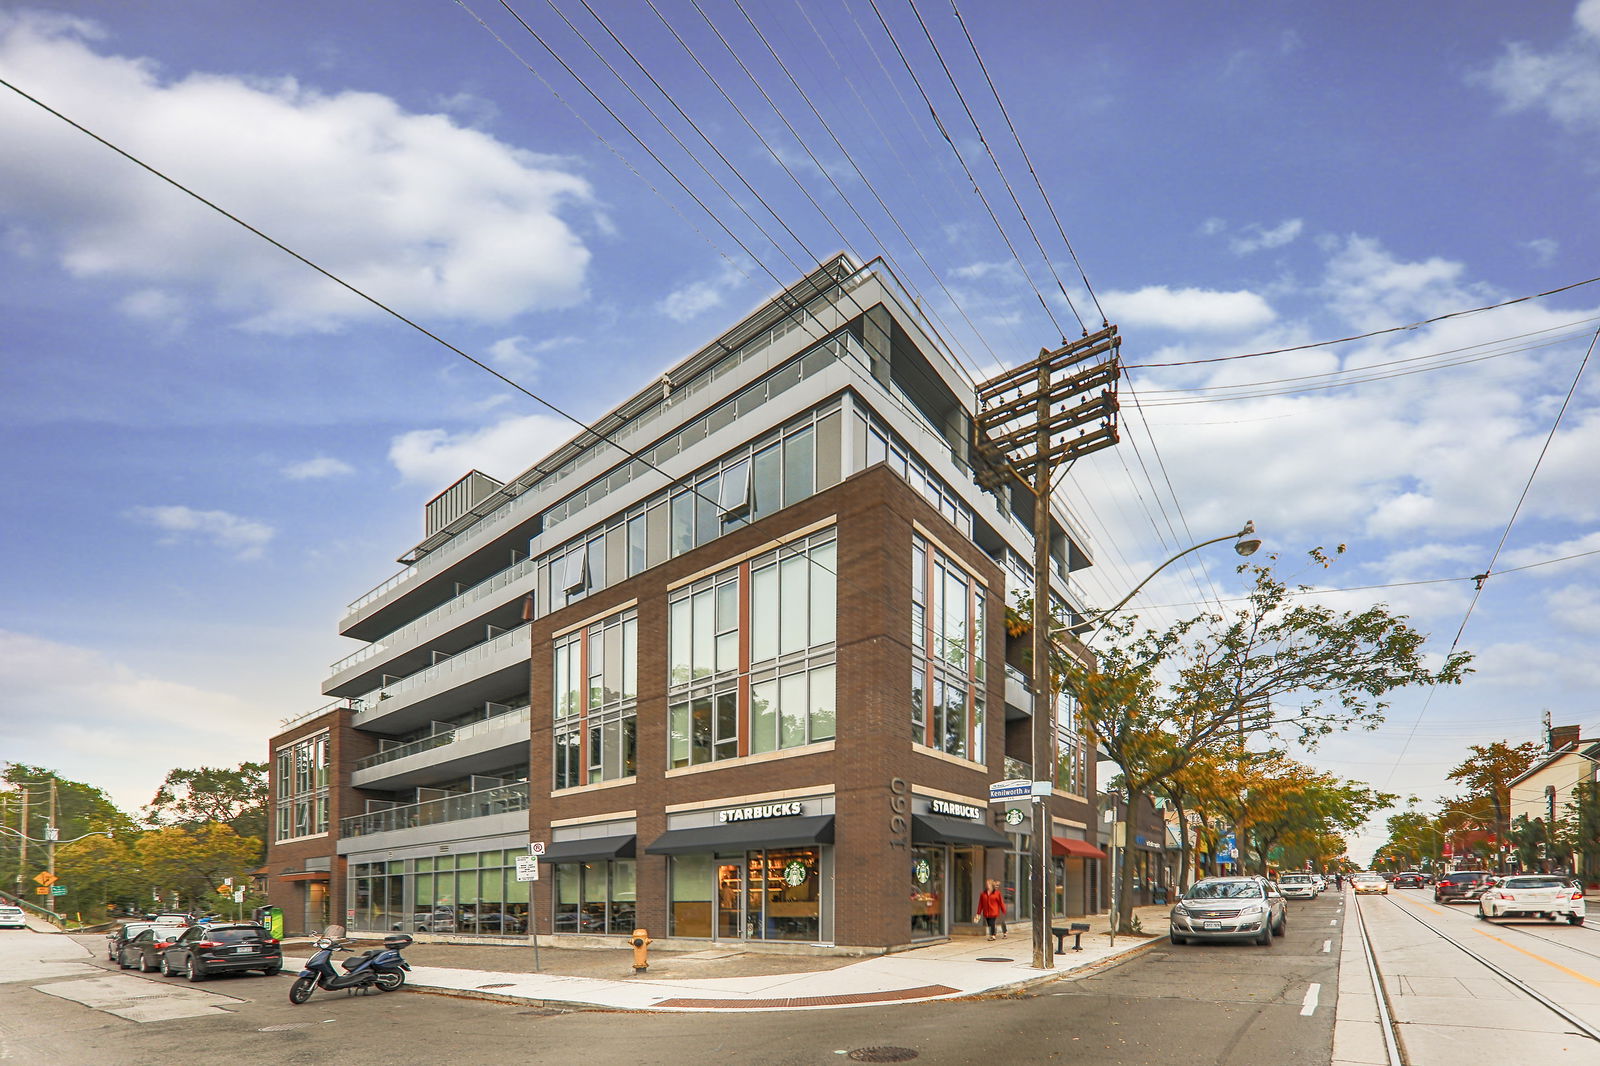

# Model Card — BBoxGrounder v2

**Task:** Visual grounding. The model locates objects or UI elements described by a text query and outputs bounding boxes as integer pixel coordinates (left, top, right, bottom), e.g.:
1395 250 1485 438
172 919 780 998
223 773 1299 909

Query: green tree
2 765 137 898
1063 549 1470 931
135 823 261 912
1567 782 1600 884
143 762 268 859
53 834 142 921
1445 741 1541 872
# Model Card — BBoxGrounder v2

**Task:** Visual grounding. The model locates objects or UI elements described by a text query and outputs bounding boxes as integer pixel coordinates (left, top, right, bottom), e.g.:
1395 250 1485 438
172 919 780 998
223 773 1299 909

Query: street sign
528 841 546 856
514 856 540 882
33 871 57 887
34 887 48 895
50 885 66 896
988 780 1052 801
232 889 245 903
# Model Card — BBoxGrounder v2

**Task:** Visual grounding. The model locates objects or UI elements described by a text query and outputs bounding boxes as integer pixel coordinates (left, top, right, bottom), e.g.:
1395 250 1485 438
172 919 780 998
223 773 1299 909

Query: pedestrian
976 879 1007 941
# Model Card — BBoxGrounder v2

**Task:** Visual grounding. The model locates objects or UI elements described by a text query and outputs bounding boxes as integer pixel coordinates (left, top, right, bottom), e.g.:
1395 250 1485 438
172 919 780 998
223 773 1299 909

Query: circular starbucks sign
782 859 808 887
1004 807 1025 826
913 858 932 884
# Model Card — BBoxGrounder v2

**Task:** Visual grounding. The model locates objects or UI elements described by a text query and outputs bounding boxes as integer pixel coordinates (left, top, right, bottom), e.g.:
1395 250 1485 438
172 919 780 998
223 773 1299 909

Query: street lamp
1083 521 1260 644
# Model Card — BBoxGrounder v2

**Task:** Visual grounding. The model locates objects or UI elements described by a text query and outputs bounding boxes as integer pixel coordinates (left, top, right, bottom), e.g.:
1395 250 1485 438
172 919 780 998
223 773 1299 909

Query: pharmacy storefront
647 796 834 943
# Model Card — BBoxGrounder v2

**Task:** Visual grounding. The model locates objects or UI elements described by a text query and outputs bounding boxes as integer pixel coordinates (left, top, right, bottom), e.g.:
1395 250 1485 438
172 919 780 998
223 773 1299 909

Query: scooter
288 925 413 1005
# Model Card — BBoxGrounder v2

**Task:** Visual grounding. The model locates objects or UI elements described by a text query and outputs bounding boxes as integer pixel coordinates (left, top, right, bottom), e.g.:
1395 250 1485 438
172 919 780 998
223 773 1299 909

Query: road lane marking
1322 939 1331 953
1471 928 1600 990
1300 983 1320 1016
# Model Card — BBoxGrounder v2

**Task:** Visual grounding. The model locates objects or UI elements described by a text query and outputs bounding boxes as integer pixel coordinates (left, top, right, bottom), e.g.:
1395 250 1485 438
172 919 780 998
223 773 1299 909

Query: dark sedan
160 922 282 981
1434 870 1494 904
1391 871 1426 888
116 927 183 972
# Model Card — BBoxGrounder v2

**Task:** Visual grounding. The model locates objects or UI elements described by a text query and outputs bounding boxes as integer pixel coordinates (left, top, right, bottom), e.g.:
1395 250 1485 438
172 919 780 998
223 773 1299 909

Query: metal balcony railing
338 782 530 839
355 623 531 709
354 706 531 771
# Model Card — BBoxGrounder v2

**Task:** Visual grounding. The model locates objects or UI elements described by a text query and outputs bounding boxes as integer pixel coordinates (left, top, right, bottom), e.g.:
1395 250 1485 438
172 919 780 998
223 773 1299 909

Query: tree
1567 782 1600 885
53 834 142 920
1445 741 1541 872
143 762 268 858
135 823 261 912
1062 549 1470 931
2 765 137 897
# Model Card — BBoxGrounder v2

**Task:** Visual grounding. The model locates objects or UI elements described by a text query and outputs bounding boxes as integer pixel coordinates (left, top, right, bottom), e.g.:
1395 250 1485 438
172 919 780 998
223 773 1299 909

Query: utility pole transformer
973 326 1121 969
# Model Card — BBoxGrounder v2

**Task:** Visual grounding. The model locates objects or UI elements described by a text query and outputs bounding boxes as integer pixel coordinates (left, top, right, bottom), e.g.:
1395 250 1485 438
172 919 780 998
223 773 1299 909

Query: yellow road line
1471 928 1600 989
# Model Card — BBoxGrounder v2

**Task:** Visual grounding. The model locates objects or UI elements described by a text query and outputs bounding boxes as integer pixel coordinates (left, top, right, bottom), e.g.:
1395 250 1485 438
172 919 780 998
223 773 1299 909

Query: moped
288 925 412 1004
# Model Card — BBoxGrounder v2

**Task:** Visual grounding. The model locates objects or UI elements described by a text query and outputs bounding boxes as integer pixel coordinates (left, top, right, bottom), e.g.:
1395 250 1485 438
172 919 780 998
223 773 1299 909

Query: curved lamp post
1082 521 1261 644
0 825 116 845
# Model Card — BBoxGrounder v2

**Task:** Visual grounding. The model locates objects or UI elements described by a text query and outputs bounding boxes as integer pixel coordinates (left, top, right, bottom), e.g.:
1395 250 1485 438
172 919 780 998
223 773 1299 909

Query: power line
1125 274 1600 370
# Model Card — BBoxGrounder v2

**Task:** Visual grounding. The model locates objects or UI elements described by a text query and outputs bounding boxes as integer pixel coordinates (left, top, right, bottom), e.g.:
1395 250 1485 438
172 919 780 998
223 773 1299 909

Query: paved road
1352 888 1600 1064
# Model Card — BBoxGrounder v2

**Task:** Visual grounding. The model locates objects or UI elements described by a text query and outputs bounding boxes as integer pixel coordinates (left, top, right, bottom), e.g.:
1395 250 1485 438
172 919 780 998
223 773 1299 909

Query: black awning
912 814 1009 847
645 815 835 855
538 835 636 863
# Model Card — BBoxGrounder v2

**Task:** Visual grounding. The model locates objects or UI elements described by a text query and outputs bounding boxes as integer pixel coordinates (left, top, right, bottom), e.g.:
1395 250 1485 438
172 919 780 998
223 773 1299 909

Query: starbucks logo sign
913 858 932 884
1004 807 1024 826
783 859 808 887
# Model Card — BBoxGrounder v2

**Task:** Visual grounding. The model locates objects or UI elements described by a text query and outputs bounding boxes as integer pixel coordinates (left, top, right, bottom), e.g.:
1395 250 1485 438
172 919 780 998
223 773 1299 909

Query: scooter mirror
325 924 348 938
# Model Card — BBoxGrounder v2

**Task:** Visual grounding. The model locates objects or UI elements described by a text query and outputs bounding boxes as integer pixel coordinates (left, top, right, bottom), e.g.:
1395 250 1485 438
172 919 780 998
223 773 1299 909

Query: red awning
278 871 330 882
1052 836 1107 860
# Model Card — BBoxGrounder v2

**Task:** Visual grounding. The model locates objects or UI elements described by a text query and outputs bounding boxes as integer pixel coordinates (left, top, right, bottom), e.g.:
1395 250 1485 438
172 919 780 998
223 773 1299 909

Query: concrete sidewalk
285 905 1172 1013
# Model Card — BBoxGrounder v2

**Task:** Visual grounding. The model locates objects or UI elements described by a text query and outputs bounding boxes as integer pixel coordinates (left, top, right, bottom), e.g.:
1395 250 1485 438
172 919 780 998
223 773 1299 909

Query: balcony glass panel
354 706 532 771
356 623 531 708
339 782 530 839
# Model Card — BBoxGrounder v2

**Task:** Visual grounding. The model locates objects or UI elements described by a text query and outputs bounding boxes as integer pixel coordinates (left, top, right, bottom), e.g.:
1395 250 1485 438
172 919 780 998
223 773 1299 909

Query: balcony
337 782 530 848
326 558 536 695
1003 756 1032 781
352 706 532 790
1004 662 1033 719
352 623 531 735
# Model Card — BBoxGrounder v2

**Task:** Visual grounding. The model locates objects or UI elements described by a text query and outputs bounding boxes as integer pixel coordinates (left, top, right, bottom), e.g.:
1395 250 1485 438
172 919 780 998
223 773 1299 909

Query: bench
1051 922 1091 953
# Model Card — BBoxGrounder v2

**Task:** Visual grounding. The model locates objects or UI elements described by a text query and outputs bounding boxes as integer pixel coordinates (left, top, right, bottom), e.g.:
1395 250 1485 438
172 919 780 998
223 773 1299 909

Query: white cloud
484 334 579 378
116 287 185 323
1522 237 1559 266
125 504 275 559
950 260 1019 281
1100 284 1276 332
0 12 594 334
388 413 574 486
282 455 355 480
656 261 746 323
1230 218 1304 255
1481 0 1600 130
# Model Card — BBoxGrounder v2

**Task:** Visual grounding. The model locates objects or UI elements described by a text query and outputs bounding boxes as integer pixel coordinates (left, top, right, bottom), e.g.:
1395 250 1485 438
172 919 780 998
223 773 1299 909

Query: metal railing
355 623 531 710
279 699 354 731
354 706 532 771
339 782 530 839
330 558 535 679
1004 756 1032 781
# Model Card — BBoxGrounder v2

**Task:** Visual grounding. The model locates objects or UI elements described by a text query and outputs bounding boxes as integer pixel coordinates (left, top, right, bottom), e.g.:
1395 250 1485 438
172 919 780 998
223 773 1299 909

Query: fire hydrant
630 928 651 973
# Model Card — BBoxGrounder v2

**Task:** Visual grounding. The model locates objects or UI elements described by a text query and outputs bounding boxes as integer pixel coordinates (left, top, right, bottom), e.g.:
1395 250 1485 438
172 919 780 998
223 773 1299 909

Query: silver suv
1170 876 1288 946
1278 873 1319 900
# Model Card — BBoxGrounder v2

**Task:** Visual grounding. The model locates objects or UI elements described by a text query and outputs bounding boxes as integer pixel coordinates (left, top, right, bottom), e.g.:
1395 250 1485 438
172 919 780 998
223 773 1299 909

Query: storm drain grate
477 983 516 989
975 957 1014 962
847 1048 919 1063
258 1023 316 1032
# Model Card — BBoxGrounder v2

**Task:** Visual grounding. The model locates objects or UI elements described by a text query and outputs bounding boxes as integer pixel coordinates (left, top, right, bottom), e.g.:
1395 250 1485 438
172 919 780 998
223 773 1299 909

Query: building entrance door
716 861 745 940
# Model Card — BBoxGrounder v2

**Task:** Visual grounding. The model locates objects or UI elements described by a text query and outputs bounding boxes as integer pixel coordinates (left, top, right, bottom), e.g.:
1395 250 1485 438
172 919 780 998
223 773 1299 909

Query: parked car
116 927 182 972
106 920 187 961
1434 870 1494 904
1352 873 1389 895
1478 875 1587 925
160 922 282 980
0 905 27 930
148 912 194 926
1391 871 1426 889
1278 873 1320 900
1169 876 1287 946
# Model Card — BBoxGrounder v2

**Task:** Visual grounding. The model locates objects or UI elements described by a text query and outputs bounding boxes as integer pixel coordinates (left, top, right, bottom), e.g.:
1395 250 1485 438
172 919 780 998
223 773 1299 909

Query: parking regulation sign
514 856 540 882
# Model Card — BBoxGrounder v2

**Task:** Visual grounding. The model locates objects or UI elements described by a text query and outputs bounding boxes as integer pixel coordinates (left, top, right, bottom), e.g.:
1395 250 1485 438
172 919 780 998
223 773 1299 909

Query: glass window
670 854 715 938
783 425 814 505
912 536 984 759
552 608 638 789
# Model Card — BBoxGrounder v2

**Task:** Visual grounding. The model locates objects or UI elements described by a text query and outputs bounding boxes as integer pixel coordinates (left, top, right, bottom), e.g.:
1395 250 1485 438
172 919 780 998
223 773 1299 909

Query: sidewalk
285 905 1172 1013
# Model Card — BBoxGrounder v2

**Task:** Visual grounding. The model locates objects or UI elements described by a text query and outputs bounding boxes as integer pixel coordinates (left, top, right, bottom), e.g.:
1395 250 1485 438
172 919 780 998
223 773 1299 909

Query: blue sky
2 1 1597 858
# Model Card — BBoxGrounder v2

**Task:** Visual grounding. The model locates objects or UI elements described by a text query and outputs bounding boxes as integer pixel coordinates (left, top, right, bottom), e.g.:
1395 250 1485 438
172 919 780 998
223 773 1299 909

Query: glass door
716 861 745 940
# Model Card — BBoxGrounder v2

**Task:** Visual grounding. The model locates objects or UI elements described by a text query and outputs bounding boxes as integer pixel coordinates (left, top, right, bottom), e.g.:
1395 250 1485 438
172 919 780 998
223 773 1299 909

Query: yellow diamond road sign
33 871 58 887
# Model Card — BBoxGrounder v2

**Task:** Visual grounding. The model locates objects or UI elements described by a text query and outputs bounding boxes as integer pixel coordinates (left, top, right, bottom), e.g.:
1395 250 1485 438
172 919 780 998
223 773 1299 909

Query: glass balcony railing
330 559 535 679
354 706 532 772
1003 756 1033 781
355 623 531 710
1004 662 1030 688
339 782 530 839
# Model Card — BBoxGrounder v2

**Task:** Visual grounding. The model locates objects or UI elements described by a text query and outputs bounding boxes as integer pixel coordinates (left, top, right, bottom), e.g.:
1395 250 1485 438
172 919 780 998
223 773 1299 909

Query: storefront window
550 861 637 935
670 854 715 937
761 848 820 941
910 846 946 938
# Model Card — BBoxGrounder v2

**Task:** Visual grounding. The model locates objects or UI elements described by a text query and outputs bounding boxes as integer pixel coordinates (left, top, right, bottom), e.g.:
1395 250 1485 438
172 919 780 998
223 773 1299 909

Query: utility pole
46 779 57 913
974 326 1121 968
18 788 28 898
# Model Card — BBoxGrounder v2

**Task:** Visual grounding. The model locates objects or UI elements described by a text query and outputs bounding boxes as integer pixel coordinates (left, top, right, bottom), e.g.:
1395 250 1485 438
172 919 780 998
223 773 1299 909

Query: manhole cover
477 982 515 989
975 957 1014 962
258 1023 315 1032
847 1049 919 1063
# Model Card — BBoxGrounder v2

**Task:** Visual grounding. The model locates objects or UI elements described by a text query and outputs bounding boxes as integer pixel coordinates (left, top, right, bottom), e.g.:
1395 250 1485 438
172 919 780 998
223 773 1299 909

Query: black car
1434 870 1494 904
1391 871 1426 889
117 927 182 972
160 922 282 981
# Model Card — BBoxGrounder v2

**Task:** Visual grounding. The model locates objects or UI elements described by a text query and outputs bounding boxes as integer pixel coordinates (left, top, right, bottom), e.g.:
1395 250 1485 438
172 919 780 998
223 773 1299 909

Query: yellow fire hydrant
630 928 651 973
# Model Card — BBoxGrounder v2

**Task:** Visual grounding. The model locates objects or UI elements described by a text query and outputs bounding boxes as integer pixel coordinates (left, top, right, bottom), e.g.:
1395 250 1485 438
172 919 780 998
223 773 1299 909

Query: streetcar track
1359 893 1600 1047
1391 891 1600 965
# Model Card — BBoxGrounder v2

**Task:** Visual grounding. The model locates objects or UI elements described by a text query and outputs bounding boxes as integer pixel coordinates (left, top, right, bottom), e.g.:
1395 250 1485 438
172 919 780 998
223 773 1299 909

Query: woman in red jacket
976 879 1007 941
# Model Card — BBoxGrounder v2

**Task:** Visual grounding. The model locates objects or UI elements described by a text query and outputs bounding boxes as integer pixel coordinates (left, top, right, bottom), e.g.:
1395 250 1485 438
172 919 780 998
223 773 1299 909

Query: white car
1313 875 1328 891
1477 875 1586 925
1278 874 1319 900
0 905 27 930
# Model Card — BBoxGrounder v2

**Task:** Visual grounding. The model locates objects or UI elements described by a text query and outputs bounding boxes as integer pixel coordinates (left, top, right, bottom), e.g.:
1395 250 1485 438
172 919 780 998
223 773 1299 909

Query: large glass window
910 536 986 760
552 860 636 935
274 731 330 842
1054 690 1088 795
553 609 638 790
668 530 837 768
